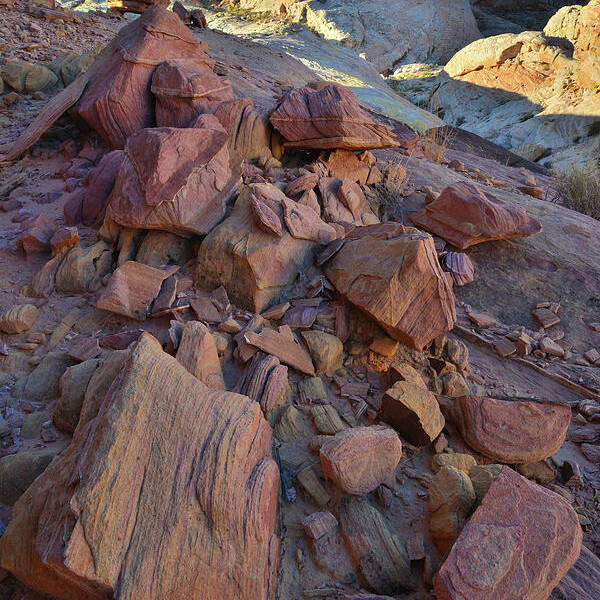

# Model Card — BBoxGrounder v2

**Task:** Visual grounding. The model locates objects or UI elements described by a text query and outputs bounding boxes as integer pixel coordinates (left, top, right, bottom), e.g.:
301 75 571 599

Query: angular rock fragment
443 251 474 286
533 306 561 328
339 497 414 595
434 467 582 600
0 304 38 334
196 184 317 312
320 426 401 495
50 226 80 255
284 173 319 198
380 381 444 446
325 149 370 184
282 197 337 243
451 396 571 464
270 84 399 150
249 189 283 236
302 511 338 540
244 328 315 376
411 182 542 249
0 333 280 600
107 115 238 236
324 224 456 351
175 321 225 389
97 261 177 320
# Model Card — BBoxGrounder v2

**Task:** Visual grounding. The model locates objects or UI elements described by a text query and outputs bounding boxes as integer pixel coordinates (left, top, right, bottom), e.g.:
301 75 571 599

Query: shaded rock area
0 2 599 600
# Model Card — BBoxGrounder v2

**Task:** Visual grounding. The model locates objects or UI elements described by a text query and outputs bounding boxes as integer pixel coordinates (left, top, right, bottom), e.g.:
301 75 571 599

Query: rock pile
0 5 590 600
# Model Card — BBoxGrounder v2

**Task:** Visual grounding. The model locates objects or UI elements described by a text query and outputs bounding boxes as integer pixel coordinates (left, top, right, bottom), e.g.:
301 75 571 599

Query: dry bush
420 96 455 164
554 167 600 220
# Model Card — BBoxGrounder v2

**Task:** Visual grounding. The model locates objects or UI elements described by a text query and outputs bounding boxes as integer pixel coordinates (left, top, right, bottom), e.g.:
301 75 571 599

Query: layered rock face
270 84 399 150
434 467 582 600
0 334 280 600
324 224 456 351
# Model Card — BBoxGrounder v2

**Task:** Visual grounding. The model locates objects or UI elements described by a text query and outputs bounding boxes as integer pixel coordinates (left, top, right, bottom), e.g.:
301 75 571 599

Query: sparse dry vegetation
555 167 600 220
419 96 455 164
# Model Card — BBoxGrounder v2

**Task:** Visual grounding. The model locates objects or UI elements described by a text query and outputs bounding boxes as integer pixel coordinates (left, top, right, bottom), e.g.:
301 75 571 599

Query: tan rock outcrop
97 262 177 320
324 224 456 351
0 304 39 334
196 184 317 312
0 333 280 600
175 321 225 389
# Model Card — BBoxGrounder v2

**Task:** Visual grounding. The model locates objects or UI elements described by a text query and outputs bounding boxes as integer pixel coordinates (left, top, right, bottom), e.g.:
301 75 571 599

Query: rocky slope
0 2 599 600
410 0 600 170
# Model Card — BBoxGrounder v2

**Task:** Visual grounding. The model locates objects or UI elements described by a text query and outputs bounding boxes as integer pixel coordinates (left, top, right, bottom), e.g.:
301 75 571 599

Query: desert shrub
554 167 600 220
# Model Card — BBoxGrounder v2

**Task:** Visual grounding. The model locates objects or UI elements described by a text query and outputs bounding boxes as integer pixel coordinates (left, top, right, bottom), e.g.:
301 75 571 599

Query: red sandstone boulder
282 196 337 243
0 333 280 600
82 150 123 226
320 426 402 495
106 114 239 236
434 466 582 600
410 182 542 249
151 57 232 128
324 224 456 351
71 7 211 149
50 226 79 255
269 84 399 150
450 395 571 464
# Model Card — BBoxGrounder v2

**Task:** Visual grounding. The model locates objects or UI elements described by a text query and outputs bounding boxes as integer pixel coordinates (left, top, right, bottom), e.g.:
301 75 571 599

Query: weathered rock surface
300 330 343 376
339 497 414 595
428 465 476 553
411 182 542 249
22 351 74 402
320 426 401 495
550 544 600 600
450 395 571 464
434 466 582 600
196 184 317 312
53 359 101 433
324 224 456 351
380 381 444 446
151 57 232 128
0 304 39 334
106 115 239 236
433 20 600 169
97 261 177 320
270 85 399 150
0 448 65 506
0 333 280 600
235 0 480 72
54 241 113 293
